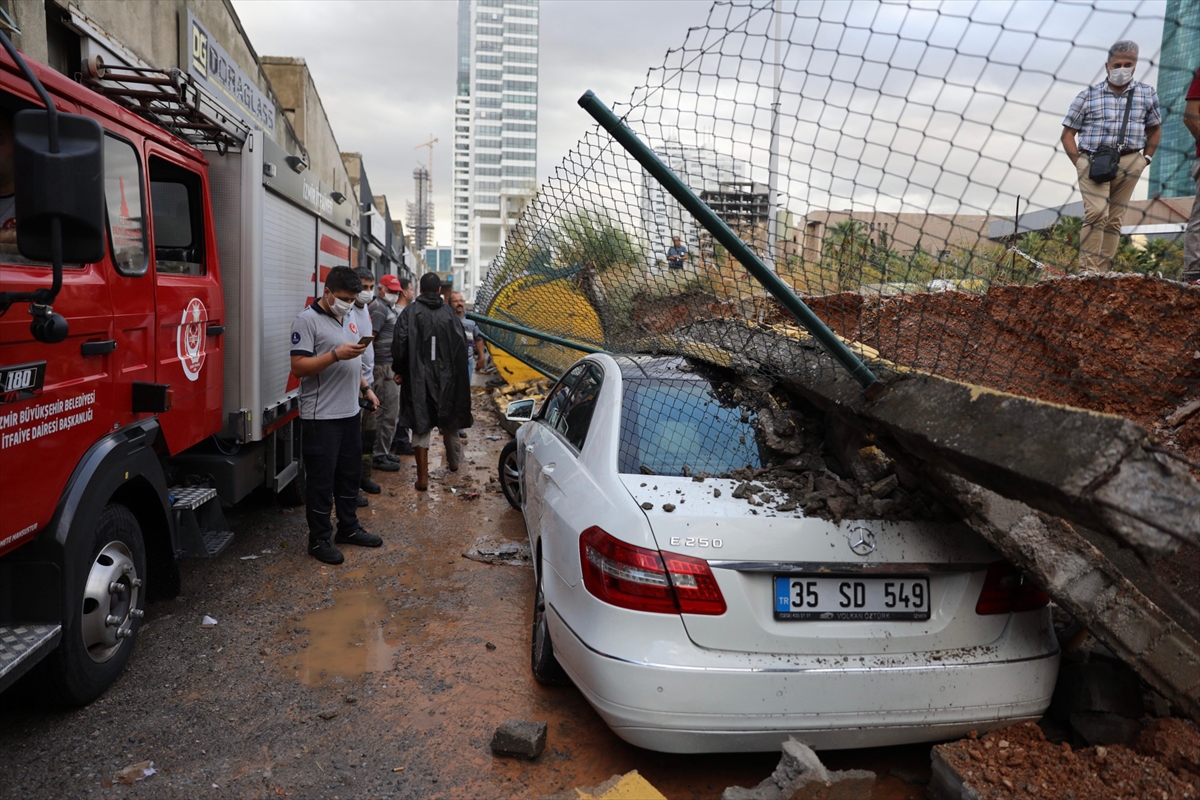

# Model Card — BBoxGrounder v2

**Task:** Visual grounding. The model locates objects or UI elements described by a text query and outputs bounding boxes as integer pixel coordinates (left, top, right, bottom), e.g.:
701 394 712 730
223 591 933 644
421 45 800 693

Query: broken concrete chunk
868 473 899 499
721 738 874 800
732 482 753 499
490 718 547 759
641 502 654 510
463 535 532 567
662 503 676 512
713 488 722 498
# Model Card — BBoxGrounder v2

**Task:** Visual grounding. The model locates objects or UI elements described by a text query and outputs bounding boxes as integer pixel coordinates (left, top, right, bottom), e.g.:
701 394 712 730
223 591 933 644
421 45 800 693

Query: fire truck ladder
79 55 248 151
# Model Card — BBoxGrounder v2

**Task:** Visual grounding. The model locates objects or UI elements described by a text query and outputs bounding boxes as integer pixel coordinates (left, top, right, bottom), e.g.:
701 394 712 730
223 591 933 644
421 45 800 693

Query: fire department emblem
177 298 208 382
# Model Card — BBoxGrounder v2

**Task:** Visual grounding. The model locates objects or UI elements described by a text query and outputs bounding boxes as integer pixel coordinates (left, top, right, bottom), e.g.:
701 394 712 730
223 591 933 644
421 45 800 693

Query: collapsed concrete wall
637 278 1200 721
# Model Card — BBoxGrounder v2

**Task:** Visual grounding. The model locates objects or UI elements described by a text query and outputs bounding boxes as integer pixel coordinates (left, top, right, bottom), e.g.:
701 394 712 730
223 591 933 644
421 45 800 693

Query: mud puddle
281 585 401 687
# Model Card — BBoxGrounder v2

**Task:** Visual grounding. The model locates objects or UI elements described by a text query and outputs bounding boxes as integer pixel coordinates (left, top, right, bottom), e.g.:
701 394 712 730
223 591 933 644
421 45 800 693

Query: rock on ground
721 738 874 800
463 534 532 567
490 718 547 759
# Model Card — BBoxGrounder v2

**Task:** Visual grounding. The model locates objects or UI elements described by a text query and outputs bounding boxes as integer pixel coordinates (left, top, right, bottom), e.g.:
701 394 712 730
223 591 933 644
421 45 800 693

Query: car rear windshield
618 379 762 476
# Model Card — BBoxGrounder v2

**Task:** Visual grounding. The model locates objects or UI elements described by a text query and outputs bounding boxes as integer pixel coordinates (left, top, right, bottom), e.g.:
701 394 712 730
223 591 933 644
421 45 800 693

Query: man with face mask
388 276 418 456
351 269 393 503
1062 40 1161 273
290 266 381 564
371 274 403 468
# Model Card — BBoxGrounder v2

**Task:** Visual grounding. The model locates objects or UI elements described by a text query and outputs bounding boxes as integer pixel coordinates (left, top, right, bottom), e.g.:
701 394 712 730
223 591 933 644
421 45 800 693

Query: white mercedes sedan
498 354 1059 753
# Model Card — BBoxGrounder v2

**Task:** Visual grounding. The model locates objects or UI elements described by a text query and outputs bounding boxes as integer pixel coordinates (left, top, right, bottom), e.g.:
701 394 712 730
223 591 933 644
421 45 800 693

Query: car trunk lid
621 475 1009 656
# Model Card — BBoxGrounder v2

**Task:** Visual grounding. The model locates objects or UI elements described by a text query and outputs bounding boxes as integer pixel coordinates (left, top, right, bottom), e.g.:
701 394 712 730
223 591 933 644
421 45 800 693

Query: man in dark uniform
391 272 472 492
290 266 382 564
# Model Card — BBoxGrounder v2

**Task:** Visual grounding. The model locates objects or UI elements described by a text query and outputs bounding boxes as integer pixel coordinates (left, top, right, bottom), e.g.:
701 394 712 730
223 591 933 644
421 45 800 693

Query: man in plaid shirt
1061 40 1161 273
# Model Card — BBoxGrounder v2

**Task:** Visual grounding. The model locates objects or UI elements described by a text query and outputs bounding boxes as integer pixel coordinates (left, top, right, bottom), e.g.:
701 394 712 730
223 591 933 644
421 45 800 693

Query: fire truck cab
0 41 310 704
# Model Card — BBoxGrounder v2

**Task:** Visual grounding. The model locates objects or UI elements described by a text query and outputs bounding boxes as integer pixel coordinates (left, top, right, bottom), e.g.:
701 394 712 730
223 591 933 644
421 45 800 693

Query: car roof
608 354 702 382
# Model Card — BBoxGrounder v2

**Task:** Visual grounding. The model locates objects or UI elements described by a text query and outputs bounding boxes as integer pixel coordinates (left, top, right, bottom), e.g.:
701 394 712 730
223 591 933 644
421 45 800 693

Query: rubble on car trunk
695 365 954 523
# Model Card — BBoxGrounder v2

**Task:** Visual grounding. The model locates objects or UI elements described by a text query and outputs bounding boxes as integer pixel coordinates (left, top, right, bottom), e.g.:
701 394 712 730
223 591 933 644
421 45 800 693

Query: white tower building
452 0 539 302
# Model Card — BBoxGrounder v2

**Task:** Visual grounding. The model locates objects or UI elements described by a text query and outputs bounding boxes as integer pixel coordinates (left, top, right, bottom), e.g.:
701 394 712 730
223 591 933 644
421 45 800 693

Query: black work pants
301 415 362 544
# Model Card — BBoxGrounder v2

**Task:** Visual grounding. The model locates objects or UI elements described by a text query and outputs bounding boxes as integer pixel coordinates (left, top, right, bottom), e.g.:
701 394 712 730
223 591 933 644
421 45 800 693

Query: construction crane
408 135 438 251
414 134 438 193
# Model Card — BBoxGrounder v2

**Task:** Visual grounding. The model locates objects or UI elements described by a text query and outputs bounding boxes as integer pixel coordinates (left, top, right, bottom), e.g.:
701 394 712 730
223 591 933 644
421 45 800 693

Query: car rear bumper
549 607 1059 753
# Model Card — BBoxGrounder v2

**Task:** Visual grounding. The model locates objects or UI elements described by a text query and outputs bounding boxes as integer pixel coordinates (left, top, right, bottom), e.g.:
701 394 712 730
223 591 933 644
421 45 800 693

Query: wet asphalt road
0 389 929 799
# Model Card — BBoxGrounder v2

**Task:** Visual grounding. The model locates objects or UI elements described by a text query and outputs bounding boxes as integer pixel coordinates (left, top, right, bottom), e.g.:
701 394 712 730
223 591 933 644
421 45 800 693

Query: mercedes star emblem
847 526 877 557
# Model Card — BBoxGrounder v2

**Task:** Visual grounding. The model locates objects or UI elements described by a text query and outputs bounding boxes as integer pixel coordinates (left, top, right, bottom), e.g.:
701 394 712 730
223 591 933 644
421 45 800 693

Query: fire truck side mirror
13 109 106 264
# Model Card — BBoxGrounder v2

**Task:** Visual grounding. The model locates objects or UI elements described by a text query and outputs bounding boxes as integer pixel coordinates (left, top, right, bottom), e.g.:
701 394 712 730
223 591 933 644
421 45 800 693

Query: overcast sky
231 0 713 245
231 0 1172 247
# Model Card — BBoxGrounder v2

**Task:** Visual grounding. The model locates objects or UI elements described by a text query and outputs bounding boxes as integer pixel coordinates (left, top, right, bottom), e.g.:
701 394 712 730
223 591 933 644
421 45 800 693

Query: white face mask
328 296 354 318
356 290 373 306
1108 66 1134 86
384 292 400 304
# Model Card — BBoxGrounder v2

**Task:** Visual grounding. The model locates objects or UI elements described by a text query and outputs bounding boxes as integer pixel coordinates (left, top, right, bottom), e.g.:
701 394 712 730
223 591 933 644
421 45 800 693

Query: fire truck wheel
44 503 147 707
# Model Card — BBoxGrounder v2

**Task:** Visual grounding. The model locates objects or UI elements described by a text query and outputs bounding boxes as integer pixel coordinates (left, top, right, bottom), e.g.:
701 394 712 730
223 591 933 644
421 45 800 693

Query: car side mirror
505 398 535 422
14 109 106 264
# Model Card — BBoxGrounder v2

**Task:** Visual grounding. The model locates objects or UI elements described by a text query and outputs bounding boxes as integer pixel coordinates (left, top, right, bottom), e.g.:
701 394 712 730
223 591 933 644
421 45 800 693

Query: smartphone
358 335 375 346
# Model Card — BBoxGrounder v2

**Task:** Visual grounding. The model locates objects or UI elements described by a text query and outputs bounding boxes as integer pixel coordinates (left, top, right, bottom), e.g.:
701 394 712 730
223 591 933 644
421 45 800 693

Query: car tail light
976 561 1050 615
580 526 726 616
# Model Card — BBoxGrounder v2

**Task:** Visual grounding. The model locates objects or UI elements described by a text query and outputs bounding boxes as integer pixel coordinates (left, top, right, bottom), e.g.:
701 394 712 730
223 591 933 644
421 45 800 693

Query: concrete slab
646 319 1199 559
931 471 1200 722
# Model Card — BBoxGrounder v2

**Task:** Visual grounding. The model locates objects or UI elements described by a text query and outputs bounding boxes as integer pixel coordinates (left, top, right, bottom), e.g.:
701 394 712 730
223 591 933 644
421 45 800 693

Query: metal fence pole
578 90 878 391
468 311 606 355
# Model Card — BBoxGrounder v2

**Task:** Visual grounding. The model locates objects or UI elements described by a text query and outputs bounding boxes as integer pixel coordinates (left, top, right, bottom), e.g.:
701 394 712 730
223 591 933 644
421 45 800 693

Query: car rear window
618 379 762 476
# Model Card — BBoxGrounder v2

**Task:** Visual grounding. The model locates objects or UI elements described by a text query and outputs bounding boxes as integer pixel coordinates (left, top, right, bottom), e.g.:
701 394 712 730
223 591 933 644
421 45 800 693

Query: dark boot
361 456 380 492
391 427 414 456
414 447 429 491
442 430 461 472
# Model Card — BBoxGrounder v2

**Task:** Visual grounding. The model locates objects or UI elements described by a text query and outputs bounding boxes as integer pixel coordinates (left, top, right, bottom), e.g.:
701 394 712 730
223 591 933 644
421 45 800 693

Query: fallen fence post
577 90 879 392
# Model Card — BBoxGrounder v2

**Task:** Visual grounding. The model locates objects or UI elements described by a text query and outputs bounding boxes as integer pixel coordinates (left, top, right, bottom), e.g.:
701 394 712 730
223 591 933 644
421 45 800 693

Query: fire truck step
200 529 236 558
170 486 234 559
170 486 219 511
0 624 62 692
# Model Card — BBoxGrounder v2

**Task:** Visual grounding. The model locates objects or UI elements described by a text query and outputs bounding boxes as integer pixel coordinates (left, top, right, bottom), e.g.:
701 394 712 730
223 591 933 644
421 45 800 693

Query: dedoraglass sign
183 11 276 140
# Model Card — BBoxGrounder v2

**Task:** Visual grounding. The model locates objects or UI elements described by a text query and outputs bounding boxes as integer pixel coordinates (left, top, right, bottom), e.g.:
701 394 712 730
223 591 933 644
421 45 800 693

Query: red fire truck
0 39 351 703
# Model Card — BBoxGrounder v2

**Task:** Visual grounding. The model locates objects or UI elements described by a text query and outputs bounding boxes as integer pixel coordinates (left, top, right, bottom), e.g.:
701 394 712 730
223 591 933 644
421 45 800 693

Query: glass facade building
1150 0 1200 199
452 0 539 301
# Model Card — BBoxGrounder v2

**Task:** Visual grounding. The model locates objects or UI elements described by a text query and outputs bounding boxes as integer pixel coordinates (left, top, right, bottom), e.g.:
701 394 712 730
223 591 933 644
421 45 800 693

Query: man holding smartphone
290 266 381 565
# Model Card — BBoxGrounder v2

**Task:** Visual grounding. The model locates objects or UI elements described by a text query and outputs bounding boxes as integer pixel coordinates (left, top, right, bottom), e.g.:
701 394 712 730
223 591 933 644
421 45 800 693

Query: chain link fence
476 0 1198 468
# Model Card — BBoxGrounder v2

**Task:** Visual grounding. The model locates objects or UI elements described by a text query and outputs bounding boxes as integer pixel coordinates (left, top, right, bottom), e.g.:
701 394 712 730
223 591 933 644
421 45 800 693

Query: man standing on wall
290 266 382 565
1182 64 1200 284
1061 40 1161 273
666 235 689 270
391 272 472 492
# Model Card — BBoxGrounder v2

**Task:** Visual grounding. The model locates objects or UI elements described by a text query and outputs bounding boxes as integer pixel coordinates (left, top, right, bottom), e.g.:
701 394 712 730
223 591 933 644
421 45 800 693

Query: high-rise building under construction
452 0 539 301
407 165 434 252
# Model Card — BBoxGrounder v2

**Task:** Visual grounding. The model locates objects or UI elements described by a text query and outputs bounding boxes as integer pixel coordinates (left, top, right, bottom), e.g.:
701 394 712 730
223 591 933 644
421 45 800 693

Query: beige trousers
1075 151 1148 272
1183 159 1200 282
